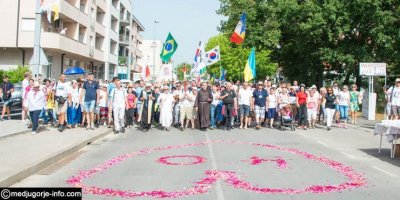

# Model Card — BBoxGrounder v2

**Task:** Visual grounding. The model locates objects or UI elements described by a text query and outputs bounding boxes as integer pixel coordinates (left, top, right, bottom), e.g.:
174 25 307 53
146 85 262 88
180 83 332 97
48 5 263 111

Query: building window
46 55 53 78
109 64 115 80
97 64 104 80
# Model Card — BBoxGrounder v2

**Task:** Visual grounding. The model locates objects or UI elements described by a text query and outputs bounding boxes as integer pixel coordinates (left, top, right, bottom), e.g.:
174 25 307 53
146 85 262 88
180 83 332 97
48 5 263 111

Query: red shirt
296 92 307 105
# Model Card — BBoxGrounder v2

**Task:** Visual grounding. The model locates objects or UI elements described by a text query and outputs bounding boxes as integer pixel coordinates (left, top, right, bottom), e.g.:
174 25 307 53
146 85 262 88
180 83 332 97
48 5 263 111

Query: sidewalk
0 120 31 139
350 117 379 130
0 125 112 187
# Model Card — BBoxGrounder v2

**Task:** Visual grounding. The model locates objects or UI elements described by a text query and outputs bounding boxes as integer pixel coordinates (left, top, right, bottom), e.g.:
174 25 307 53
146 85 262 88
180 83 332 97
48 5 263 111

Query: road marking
205 132 225 200
371 166 398 178
317 141 330 147
339 151 356 159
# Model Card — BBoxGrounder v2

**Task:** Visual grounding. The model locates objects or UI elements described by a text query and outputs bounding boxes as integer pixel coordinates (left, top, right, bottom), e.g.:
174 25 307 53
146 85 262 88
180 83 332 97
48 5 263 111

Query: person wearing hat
172 81 183 127
138 83 155 131
387 78 400 120
110 80 128 134
252 81 268 130
0 75 14 121
26 81 45 134
157 86 175 131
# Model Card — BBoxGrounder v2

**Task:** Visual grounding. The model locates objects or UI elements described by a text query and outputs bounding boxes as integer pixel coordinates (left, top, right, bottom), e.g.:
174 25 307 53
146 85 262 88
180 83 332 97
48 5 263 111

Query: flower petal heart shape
66 140 367 198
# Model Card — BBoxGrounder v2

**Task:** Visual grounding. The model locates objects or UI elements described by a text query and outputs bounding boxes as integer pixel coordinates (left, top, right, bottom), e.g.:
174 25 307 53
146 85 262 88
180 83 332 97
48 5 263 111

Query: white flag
203 46 221 66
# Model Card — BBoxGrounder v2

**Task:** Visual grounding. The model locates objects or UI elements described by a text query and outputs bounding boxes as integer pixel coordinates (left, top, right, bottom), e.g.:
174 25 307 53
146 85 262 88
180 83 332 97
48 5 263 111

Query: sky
132 0 225 64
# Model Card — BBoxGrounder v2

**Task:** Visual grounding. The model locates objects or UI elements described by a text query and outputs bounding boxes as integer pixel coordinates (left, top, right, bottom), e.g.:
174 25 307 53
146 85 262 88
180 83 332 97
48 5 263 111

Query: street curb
0 130 31 140
0 129 112 187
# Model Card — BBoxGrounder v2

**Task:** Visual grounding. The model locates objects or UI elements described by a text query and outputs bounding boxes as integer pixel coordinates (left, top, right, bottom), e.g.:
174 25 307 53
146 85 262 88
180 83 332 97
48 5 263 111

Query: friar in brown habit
194 82 213 131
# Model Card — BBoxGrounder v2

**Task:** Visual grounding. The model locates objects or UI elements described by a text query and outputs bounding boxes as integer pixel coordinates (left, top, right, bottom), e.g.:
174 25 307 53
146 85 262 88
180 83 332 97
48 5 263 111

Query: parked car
0 83 22 119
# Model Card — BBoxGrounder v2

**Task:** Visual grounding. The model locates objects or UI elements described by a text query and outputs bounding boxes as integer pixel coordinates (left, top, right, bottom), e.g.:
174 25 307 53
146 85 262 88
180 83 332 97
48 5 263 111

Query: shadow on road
359 148 400 167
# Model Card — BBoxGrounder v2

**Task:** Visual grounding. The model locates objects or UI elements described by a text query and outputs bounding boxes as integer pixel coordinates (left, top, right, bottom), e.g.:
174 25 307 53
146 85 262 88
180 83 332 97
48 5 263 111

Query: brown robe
194 89 213 128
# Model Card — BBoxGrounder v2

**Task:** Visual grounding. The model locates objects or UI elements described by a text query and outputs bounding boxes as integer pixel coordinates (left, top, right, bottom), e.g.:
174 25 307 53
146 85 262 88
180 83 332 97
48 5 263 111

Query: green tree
217 0 400 86
205 34 277 82
0 66 30 83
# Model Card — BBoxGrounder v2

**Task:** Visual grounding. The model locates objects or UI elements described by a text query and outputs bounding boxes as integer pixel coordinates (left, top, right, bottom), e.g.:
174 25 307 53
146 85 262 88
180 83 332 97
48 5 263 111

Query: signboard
359 63 386 76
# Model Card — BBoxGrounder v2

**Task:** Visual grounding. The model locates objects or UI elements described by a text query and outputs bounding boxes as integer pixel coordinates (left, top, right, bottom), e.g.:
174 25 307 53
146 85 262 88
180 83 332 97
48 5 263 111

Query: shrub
0 66 31 83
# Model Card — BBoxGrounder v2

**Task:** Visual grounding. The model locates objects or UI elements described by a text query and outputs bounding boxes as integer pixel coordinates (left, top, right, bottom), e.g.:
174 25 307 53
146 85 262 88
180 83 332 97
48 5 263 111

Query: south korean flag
204 46 221 66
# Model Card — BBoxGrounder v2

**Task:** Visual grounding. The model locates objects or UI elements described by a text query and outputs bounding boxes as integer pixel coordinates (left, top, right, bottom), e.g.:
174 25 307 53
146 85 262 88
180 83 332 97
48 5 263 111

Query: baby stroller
279 105 296 131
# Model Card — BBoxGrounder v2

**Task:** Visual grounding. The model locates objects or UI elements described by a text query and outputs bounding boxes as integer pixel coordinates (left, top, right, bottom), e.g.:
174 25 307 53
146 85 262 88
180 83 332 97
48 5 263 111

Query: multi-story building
0 0 144 81
136 40 163 82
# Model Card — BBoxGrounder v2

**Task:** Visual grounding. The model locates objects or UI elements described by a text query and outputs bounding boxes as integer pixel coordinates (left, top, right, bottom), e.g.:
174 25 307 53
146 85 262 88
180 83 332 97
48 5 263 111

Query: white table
374 120 400 158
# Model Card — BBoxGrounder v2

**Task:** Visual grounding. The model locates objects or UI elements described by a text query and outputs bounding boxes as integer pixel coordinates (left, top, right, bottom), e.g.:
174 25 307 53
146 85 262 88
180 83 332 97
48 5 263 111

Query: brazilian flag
160 33 178 62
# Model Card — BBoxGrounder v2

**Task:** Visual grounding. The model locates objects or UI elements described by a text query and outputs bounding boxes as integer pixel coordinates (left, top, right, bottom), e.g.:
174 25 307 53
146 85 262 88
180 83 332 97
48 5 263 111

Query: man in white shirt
238 82 253 129
110 80 128 134
179 84 194 130
53 74 71 132
172 82 183 127
387 78 400 120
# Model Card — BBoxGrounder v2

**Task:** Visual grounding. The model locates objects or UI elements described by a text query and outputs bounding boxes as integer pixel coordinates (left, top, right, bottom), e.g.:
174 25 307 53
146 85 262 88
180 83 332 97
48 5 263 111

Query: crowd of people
2 72 400 135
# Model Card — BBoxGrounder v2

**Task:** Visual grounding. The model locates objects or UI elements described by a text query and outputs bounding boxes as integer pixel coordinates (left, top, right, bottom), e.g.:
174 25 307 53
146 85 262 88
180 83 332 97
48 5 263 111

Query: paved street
12 123 400 200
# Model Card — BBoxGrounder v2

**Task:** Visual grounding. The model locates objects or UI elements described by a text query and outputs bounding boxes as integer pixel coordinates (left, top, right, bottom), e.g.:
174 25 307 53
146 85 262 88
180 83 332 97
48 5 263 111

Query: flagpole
32 0 42 77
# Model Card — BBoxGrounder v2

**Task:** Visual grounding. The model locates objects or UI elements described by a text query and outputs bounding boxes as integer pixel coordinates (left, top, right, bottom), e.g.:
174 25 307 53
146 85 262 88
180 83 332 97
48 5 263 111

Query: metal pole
152 41 156 82
33 0 42 77
152 21 159 82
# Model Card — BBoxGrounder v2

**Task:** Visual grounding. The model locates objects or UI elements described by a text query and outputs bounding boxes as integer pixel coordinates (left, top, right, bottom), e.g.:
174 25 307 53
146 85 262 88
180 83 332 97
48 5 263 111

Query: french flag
230 12 247 45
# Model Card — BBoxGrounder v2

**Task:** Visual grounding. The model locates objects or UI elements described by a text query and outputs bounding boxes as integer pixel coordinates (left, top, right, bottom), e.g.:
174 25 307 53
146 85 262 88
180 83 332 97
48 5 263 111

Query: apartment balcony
136 34 143 44
120 14 130 26
135 48 143 58
96 0 108 12
18 31 102 62
60 0 89 27
95 22 106 37
119 34 129 46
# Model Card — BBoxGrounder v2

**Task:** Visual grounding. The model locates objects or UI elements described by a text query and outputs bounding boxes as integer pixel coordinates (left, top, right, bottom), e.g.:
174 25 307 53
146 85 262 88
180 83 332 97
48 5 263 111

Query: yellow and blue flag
243 47 256 82
160 33 178 62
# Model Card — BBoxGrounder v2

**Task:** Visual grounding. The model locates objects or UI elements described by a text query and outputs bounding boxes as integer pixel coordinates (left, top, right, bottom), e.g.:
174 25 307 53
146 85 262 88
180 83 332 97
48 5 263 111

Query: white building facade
136 40 163 82
0 0 144 81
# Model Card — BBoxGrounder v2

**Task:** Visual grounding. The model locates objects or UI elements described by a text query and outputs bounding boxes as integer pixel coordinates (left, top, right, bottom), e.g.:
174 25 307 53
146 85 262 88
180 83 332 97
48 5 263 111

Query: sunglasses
396 81 400 83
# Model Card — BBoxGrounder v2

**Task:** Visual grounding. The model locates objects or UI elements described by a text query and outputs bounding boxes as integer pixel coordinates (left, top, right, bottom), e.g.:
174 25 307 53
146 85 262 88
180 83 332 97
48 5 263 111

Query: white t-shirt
173 89 183 107
54 81 70 97
211 91 220 106
98 90 108 107
26 90 45 111
68 87 81 104
307 92 319 111
267 93 277 109
279 93 290 108
388 86 400 106
333 87 340 96
238 88 252 106
338 91 350 106
180 90 194 108
111 87 127 108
